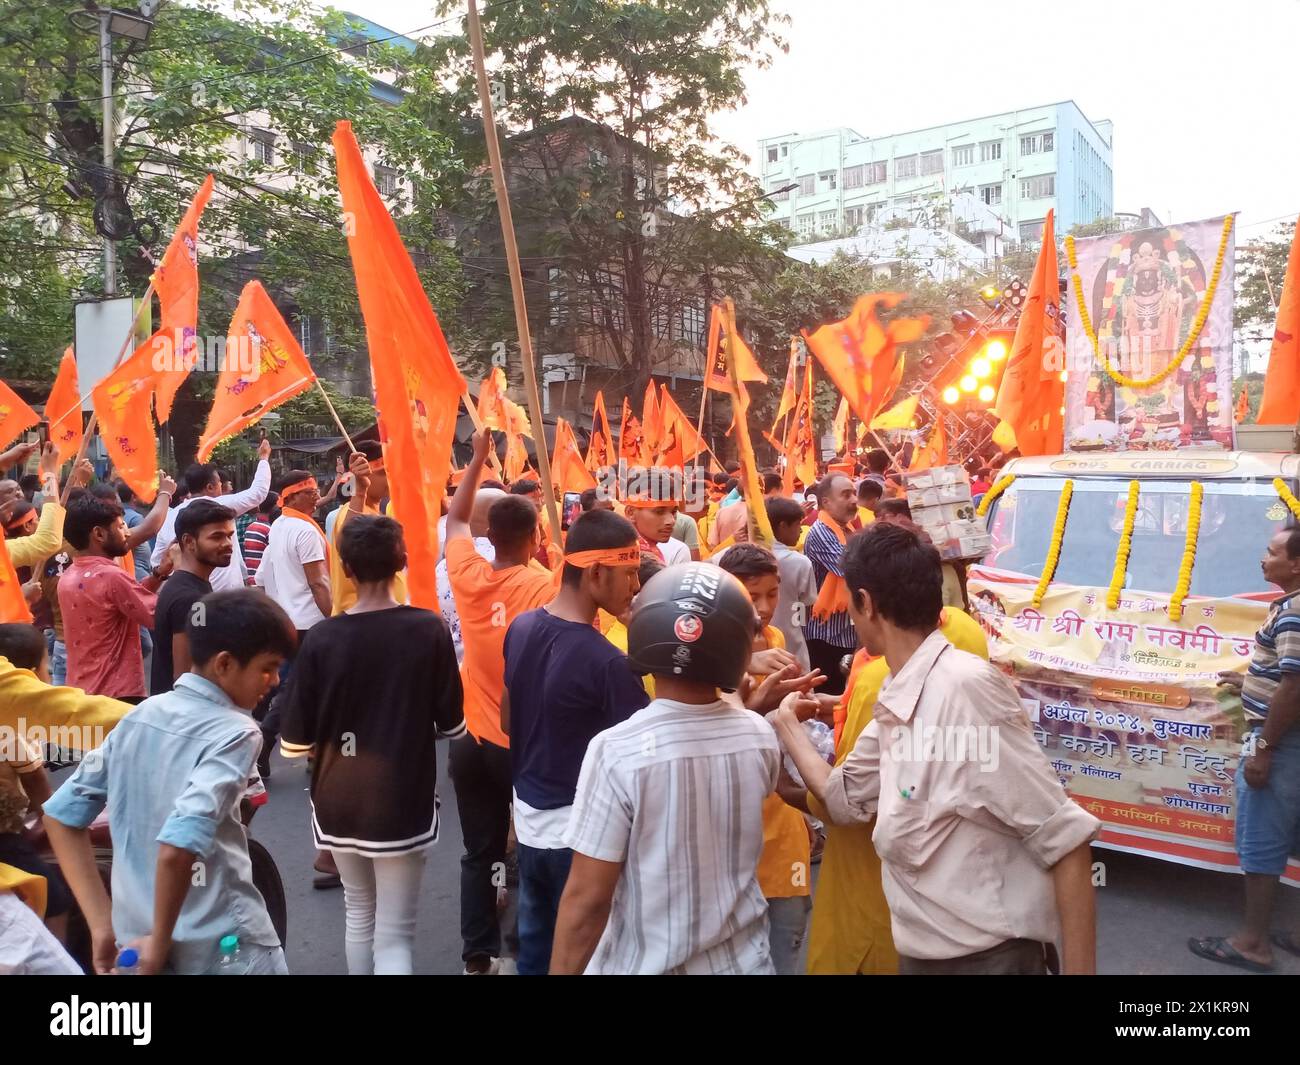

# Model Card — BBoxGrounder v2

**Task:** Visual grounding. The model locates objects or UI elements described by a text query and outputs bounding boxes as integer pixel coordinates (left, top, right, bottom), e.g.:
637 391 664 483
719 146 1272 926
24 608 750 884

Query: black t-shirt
278 606 466 854
150 570 212 694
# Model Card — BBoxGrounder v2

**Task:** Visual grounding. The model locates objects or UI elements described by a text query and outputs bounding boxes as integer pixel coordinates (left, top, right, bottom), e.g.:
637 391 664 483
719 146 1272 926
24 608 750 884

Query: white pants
0 891 81 975
330 849 427 975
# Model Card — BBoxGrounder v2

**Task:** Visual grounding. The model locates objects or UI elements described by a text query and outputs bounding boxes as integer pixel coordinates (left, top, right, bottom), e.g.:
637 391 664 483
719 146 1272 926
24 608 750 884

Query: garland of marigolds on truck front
976 474 1015 517
1106 480 1141 610
1168 482 1204 623
1274 478 1300 521
1063 214 1234 391
1032 480 1074 608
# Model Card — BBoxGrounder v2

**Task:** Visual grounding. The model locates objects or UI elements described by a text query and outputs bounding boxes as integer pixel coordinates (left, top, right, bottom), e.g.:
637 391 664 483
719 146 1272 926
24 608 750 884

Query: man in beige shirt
773 522 1100 975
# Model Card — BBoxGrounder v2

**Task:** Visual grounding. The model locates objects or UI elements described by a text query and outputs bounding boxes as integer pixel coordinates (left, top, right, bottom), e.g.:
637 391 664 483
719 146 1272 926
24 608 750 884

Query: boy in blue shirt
44 590 297 974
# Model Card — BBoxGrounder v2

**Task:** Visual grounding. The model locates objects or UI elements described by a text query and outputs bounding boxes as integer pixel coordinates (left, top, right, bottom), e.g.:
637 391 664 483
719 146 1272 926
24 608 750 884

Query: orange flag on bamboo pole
722 299 775 546
910 415 948 471
586 391 615 471
1258 216 1300 426
782 358 817 493
619 397 644 465
45 348 83 464
92 341 161 501
0 379 41 453
0 533 31 623
994 209 1063 455
551 417 597 495
658 385 705 461
832 395 850 454
477 367 509 430
152 174 214 423
334 121 464 609
772 338 799 430
804 294 927 426
641 379 662 463
704 303 767 394
197 282 317 461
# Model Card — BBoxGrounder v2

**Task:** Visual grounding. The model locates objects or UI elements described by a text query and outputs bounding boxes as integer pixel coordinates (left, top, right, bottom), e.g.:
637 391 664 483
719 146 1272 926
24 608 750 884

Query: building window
1020 174 1055 199
781 144 788 157
818 170 837 190
797 174 815 196
865 202 884 222
594 267 625 331
1020 131 1054 155
920 150 943 176
767 180 790 201
374 164 398 197
866 161 886 185
651 291 674 341
676 301 705 346
795 212 815 237
843 164 864 189
548 267 567 326
844 205 864 229
895 154 918 179
980 140 1002 162
590 147 609 167
767 146 779 164
817 210 838 234
952 144 974 167
291 140 316 172
980 183 1003 206
250 129 275 165
1019 219 1045 243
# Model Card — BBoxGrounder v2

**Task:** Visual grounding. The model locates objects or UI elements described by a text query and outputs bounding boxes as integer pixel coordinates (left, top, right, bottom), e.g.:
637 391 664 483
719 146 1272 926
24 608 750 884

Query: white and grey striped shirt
566 698 780 975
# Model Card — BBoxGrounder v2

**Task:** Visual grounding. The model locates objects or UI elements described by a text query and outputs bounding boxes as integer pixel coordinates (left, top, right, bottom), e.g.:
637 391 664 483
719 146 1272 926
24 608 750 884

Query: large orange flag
782 358 816 493
704 303 767 394
197 281 316 461
619 397 644 465
994 209 1063 455
153 174 214 423
0 533 31 623
804 294 927 427
657 385 705 461
45 348 83 464
0 379 40 453
641 379 662 464
92 340 161 502
334 121 464 610
723 300 775 545
1258 216 1300 425
551 417 597 495
772 338 799 431
585 391 616 471
910 415 948 471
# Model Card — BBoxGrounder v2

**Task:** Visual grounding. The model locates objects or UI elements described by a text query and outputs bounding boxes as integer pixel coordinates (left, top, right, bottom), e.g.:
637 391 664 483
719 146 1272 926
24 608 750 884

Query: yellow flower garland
1274 478 1300 521
976 474 1015 517
1032 480 1073 608
1168 482 1204 623
1064 215 1234 390
1106 480 1140 610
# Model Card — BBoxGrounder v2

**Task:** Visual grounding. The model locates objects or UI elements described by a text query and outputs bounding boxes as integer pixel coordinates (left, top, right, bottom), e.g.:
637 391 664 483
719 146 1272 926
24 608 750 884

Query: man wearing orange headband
501 508 648 974
622 481 690 567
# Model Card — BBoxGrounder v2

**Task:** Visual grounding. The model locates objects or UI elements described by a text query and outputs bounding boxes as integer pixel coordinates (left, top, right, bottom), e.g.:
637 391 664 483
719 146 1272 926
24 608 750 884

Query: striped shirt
803 520 858 649
1242 592 1300 720
241 519 271 576
566 698 780 975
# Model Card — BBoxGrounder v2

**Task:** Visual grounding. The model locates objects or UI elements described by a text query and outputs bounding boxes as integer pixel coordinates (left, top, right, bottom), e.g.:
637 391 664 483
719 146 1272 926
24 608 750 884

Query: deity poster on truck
1064 215 1236 453
967 570 1300 887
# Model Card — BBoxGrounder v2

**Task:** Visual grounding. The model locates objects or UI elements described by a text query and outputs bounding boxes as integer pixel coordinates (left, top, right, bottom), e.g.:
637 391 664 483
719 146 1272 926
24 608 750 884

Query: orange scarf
811 511 851 621
281 506 330 563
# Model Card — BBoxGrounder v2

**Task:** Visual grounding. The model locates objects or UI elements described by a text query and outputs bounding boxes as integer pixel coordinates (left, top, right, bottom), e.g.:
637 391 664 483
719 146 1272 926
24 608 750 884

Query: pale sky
348 0 1300 240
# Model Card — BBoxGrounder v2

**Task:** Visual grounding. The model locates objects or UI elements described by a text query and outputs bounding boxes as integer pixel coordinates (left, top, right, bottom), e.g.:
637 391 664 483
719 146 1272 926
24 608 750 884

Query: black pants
448 735 515 963
256 629 310 758
899 938 1056 975
806 638 854 696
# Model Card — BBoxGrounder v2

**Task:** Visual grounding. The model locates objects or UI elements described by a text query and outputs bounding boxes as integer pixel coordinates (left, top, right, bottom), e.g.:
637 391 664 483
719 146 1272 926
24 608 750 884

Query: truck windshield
984 477 1290 599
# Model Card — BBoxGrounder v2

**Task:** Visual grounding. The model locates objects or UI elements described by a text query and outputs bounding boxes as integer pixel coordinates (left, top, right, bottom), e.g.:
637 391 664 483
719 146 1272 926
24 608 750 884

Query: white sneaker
462 956 502 975
497 957 518 975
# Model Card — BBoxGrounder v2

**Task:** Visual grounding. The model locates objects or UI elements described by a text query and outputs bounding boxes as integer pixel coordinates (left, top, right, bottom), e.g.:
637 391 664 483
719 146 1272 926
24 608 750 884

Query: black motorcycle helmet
626 562 758 693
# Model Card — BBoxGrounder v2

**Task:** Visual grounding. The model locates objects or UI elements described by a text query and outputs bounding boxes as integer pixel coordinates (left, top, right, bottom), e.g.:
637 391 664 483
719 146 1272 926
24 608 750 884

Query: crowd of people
0 428 1130 976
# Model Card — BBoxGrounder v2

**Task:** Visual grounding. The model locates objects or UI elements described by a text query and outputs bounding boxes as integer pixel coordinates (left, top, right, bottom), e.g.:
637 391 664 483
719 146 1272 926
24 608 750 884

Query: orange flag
1258 216 1300 425
45 348 83 464
723 300 775 545
994 209 1063 456
153 174 214 423
197 281 316 461
477 367 509 430
832 395 850 454
772 338 800 431
641 379 662 463
783 358 816 493
0 379 41 453
92 340 161 502
585 391 616 471
619 397 644 465
551 417 597 496
1235 385 1250 424
658 385 705 461
804 294 927 427
910 415 948 471
704 303 767 394
334 121 465 610
0 533 31 623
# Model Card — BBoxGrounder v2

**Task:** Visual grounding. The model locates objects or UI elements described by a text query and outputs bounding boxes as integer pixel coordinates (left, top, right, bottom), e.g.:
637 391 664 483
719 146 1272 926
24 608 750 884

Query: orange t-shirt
445 537 557 748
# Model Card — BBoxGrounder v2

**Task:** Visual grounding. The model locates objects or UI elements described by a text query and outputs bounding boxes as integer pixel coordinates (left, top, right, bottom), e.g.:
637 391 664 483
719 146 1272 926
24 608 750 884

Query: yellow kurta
804 608 988 975
7 502 64 570
330 502 408 614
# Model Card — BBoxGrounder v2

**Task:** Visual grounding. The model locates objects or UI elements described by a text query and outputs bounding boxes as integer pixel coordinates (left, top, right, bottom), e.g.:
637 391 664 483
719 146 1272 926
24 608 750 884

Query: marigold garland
1274 478 1300 521
1106 480 1140 610
976 474 1015 517
1168 482 1204 623
1064 215 1234 390
1032 479 1074 608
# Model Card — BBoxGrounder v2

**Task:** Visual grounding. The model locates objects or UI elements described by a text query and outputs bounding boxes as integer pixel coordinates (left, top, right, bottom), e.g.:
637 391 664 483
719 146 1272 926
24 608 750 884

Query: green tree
1238 222 1291 343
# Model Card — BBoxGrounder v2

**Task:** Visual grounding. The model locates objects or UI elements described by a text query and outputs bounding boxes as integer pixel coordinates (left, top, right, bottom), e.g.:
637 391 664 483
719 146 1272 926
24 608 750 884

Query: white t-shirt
565 698 779 975
512 791 572 849
436 535 495 663
657 537 692 567
254 514 329 630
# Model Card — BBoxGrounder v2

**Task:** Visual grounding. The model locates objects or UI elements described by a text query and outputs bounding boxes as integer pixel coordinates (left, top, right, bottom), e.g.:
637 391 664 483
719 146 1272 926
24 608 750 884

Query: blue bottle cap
116 948 139 968
219 934 239 954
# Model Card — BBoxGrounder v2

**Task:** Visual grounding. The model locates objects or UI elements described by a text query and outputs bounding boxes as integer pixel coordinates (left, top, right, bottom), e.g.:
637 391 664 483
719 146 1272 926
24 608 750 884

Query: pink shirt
58 555 157 698
821 629 1100 961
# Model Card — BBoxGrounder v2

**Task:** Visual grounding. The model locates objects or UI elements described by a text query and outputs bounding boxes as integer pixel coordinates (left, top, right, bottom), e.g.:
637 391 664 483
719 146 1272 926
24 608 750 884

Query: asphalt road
251 744 1300 977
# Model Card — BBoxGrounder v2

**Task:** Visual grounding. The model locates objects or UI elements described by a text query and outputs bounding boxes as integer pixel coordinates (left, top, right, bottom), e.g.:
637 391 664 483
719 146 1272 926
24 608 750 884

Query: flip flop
1271 931 1300 957
1187 936 1273 973
312 873 342 890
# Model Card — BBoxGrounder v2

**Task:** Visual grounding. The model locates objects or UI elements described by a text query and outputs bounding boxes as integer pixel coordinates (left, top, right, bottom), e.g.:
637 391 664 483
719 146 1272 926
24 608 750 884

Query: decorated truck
969 447 1300 885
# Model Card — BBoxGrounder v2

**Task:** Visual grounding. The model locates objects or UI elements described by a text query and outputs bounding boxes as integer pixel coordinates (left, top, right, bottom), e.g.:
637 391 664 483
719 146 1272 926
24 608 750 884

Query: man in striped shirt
802 473 861 695
240 492 278 582
1192 528 1300 973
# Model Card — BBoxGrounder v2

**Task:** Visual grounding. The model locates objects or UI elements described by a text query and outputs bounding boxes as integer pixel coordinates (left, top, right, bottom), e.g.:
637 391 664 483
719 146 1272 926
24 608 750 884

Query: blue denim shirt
43 673 278 973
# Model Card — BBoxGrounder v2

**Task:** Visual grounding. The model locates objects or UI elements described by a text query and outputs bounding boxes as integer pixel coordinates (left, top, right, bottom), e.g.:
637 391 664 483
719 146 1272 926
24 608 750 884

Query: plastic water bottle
215 934 248 974
114 948 139 974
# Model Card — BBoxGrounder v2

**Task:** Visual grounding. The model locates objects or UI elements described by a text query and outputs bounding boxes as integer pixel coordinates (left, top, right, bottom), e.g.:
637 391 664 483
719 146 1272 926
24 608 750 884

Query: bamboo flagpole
466 0 561 542
314 379 357 453
460 387 505 475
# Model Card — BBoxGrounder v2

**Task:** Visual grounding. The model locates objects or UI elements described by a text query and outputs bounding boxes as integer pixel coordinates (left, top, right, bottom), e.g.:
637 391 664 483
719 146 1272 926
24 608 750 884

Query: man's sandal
1187 936 1273 973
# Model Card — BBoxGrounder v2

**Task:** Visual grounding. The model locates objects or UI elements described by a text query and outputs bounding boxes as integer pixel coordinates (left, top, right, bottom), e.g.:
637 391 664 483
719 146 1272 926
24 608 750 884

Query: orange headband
622 498 680 510
5 512 31 530
564 545 642 568
281 477 318 499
